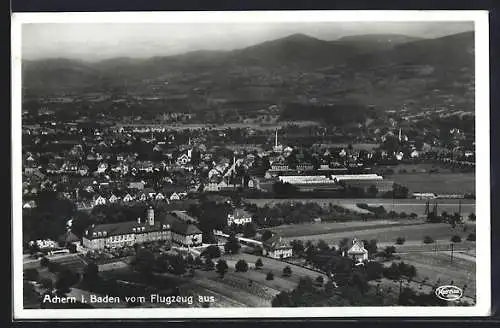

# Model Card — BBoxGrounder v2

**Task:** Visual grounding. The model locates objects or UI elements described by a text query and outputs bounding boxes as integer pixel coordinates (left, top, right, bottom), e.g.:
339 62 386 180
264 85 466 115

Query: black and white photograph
11 10 491 319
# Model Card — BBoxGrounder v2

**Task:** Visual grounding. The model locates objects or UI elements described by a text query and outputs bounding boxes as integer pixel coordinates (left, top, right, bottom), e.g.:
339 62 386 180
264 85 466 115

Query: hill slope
22 32 475 114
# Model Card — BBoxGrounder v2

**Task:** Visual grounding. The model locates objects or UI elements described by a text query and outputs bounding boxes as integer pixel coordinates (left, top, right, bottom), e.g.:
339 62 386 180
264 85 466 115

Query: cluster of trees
33 257 82 298
271 261 435 307
187 200 233 243
228 222 257 238
382 262 417 281
272 182 299 197
271 270 385 308
381 183 410 199
130 248 204 278
244 202 364 228
23 191 76 243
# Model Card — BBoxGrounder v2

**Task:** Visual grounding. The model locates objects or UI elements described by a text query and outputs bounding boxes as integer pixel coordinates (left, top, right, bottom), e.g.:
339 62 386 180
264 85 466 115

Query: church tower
147 206 155 226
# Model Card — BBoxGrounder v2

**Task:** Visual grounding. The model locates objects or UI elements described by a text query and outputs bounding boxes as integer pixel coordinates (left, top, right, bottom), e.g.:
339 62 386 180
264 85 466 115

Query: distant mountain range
22 31 474 113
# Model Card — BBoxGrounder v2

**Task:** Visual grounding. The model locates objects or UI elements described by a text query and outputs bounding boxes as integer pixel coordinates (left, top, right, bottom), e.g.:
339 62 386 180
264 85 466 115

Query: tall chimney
275 129 278 148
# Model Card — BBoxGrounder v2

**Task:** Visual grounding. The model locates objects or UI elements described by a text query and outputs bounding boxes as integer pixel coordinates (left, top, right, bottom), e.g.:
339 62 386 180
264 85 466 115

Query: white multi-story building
82 207 203 250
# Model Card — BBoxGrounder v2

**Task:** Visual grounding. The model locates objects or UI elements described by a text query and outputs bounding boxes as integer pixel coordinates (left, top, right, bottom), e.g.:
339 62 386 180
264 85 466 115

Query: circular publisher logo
435 285 463 301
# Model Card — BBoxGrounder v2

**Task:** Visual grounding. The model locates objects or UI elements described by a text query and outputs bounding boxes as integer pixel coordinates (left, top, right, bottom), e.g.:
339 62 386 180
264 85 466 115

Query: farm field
245 198 476 217
280 222 476 246
387 172 475 195
263 219 422 238
395 252 476 299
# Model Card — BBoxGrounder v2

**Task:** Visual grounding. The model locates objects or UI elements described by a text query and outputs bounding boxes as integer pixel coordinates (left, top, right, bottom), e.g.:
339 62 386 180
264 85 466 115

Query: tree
367 184 378 197
82 262 99 287
468 213 476 222
202 245 222 259
305 245 317 263
382 246 396 259
282 266 292 277
40 278 53 293
55 268 79 295
266 272 274 280
204 258 215 271
317 240 330 252
396 237 405 245
68 244 77 253
451 235 462 243
292 277 312 293
185 254 195 266
365 261 383 281
290 240 304 255
216 259 229 278
423 236 434 244
243 222 257 238
338 238 349 252
132 248 155 277
24 268 39 282
235 259 249 272
40 257 49 267
315 275 324 286
271 291 293 307
194 256 204 267
255 258 263 270
170 255 187 275
261 230 273 242
466 233 476 241
363 239 378 256
325 280 335 296
224 234 241 255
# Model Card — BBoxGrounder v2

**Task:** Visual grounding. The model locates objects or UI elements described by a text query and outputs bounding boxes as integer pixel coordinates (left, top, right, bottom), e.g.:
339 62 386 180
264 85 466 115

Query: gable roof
347 240 368 255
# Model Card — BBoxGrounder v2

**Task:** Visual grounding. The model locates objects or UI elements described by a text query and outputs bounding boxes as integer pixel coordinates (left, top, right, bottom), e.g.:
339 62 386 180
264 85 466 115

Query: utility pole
450 243 454 263
398 278 404 305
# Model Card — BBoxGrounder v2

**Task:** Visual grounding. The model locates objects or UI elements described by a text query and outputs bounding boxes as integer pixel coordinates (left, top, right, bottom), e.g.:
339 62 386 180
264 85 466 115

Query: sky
22 21 474 61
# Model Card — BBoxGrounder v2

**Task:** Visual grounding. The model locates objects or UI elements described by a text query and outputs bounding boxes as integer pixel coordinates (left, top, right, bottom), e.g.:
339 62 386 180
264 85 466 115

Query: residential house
108 194 120 204
93 195 107 206
23 200 37 209
346 238 369 263
263 234 293 259
227 208 252 226
169 192 181 201
176 153 190 166
78 165 90 176
122 193 135 203
97 162 108 174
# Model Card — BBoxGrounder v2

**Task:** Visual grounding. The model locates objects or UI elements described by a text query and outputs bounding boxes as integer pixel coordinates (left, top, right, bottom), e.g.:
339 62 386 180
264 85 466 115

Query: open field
380 163 454 174
245 198 476 217
263 219 421 238
395 252 476 298
388 172 475 195
280 222 476 245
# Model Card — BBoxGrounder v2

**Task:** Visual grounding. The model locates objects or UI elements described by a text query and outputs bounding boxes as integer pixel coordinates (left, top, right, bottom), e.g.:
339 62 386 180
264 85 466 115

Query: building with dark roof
82 207 202 250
